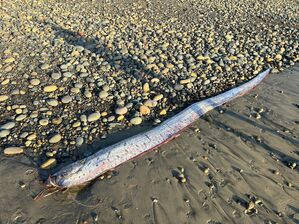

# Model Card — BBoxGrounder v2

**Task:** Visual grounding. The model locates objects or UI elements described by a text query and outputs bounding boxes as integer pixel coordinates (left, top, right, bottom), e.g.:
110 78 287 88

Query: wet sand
0 66 298 223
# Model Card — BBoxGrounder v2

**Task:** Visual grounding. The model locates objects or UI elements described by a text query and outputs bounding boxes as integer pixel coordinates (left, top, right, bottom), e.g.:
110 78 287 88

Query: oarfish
47 69 270 189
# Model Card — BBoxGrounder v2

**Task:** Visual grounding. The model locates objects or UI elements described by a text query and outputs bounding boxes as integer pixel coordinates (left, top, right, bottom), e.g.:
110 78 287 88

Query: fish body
49 69 270 188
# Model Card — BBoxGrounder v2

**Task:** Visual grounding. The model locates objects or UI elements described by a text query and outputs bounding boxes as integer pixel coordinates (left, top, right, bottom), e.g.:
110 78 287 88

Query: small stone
44 85 57 93
47 99 59 107
72 121 81 127
27 133 37 141
174 84 184 91
143 83 150 92
99 91 109 99
143 100 157 108
51 73 61 80
275 54 282 61
139 105 151 115
0 122 15 130
88 112 101 122
159 109 167 115
49 134 62 144
0 95 9 102
15 114 27 121
4 57 15 63
41 64 50 70
39 119 49 126
30 79 40 86
41 158 57 169
130 117 142 125
76 137 84 146
203 80 211 85
4 147 24 155
0 129 10 138
61 95 72 104
153 94 163 101
115 107 128 115
180 79 191 84
52 117 62 125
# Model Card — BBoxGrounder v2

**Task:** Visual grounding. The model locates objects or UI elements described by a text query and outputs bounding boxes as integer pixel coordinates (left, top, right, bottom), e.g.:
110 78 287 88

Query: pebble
143 83 150 92
115 107 128 115
0 122 16 130
61 95 72 104
41 158 57 169
0 95 9 102
49 134 62 144
88 112 101 122
15 114 27 121
99 91 109 99
41 64 50 70
139 105 151 115
52 117 62 125
51 73 61 80
174 84 184 91
43 85 58 93
47 99 59 107
76 137 84 146
153 94 163 101
39 119 49 126
4 57 15 63
130 117 142 125
30 79 40 86
4 147 24 155
0 129 10 138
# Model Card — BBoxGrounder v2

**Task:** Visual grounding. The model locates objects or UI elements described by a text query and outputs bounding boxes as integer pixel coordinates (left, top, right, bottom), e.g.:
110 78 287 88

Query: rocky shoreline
0 0 298 169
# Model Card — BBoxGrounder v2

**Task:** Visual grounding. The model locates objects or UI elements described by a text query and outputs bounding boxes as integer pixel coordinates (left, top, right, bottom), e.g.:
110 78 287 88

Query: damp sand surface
0 67 299 223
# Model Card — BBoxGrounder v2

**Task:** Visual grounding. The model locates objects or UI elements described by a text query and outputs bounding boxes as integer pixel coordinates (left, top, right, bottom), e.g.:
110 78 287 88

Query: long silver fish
48 69 270 188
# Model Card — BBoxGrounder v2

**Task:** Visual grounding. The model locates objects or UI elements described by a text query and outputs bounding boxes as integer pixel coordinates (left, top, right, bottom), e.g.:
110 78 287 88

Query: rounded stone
0 129 10 138
130 117 142 125
88 112 101 122
49 134 62 144
61 95 72 104
47 99 59 107
51 73 61 80
39 119 49 126
30 79 40 86
0 122 16 130
41 158 57 169
99 91 109 99
115 107 128 115
4 147 24 155
0 95 9 102
44 85 58 93
76 137 84 146
139 105 151 115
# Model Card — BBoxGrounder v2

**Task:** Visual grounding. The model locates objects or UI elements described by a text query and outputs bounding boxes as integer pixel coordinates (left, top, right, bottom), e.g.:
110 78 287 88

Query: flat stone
49 134 62 144
15 114 27 121
39 119 49 126
174 84 184 91
4 147 24 155
115 107 128 115
41 158 57 169
4 57 15 63
61 95 72 104
52 117 62 125
51 73 61 80
30 79 40 86
143 83 150 92
139 105 151 115
130 117 142 125
44 85 57 93
0 129 10 138
41 64 50 70
0 95 9 102
99 91 109 99
47 99 59 107
0 122 15 130
88 112 101 122
153 94 163 101
76 137 84 146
